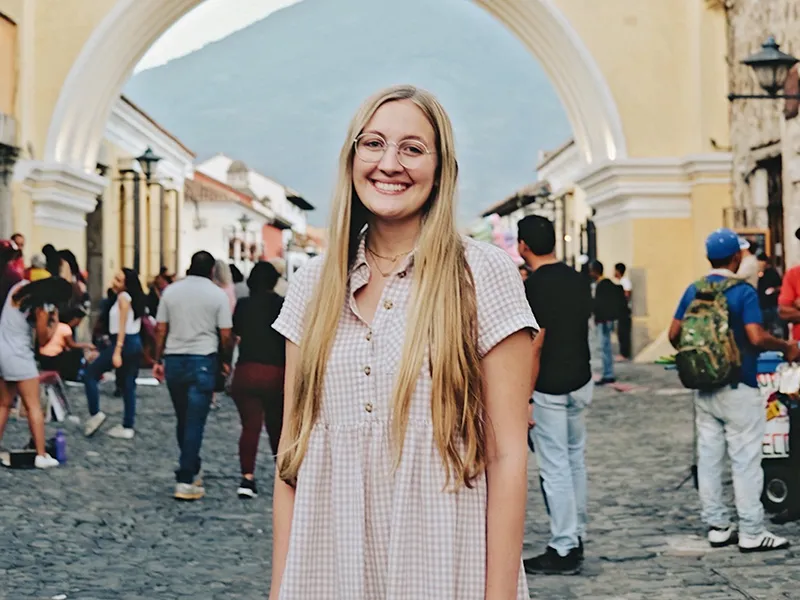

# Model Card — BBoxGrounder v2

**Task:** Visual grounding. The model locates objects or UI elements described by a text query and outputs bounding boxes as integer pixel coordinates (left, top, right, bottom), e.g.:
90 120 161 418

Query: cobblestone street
2 363 799 599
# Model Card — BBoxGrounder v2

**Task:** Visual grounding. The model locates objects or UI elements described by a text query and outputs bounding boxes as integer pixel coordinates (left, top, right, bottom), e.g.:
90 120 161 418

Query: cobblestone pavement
2 364 799 599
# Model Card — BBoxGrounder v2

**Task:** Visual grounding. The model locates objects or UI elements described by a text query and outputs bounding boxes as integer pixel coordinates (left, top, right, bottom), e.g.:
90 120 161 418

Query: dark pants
618 313 632 359
164 354 217 484
40 349 84 381
230 362 285 474
85 334 142 428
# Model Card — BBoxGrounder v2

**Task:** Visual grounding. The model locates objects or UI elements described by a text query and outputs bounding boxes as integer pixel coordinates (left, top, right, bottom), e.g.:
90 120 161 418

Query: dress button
383 300 394 310
364 366 371 376
365 402 373 413
366 330 372 342
398 271 406 279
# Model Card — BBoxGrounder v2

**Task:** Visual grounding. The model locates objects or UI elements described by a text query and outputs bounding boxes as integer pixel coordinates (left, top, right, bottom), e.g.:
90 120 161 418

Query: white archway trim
475 0 627 165
22 162 107 230
45 0 628 175
45 0 199 170
577 152 733 227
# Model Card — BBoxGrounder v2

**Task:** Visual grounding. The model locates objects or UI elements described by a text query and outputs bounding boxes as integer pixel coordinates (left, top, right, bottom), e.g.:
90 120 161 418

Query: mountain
124 0 570 226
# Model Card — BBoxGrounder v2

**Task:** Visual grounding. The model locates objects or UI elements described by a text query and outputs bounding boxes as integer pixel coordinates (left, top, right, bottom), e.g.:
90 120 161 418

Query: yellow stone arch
5 0 734 351
44 0 628 171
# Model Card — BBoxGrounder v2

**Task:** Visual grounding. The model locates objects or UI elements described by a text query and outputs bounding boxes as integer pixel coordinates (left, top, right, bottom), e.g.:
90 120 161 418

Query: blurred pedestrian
83 269 145 439
0 277 72 468
230 261 285 498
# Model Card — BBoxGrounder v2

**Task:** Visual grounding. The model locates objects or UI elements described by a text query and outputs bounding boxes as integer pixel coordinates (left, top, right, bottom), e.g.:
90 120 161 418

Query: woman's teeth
373 181 409 193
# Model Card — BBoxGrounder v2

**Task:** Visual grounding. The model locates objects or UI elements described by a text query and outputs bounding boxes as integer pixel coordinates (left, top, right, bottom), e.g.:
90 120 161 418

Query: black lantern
136 147 161 181
729 37 800 101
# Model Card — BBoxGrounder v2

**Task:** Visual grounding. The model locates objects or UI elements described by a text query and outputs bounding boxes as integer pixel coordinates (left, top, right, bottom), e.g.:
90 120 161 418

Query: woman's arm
269 340 300 600
65 332 95 351
113 294 131 366
483 329 535 600
34 307 58 347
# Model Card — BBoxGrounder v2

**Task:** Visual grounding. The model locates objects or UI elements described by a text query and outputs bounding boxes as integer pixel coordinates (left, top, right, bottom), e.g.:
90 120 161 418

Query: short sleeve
272 257 323 346
468 241 538 358
217 292 233 329
155 292 169 323
621 277 632 292
778 269 799 307
740 285 763 326
673 285 696 320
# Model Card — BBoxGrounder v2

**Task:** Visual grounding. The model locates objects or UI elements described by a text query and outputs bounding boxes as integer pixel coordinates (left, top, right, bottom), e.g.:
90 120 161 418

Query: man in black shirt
517 215 593 575
590 260 626 384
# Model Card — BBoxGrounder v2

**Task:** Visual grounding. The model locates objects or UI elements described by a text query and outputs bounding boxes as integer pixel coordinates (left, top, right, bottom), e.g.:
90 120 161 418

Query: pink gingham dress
272 233 536 600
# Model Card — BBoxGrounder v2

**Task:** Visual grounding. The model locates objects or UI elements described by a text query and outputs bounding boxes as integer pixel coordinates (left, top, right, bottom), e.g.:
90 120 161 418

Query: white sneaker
34 454 59 469
738 531 790 553
107 425 135 439
84 411 107 437
174 482 205 501
708 525 738 548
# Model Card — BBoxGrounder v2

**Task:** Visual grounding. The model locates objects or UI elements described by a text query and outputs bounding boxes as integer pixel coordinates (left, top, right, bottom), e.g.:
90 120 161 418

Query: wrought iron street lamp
729 36 800 101
135 147 162 272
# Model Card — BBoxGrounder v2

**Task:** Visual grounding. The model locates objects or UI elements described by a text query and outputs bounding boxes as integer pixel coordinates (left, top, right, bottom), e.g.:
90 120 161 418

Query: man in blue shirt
669 228 798 553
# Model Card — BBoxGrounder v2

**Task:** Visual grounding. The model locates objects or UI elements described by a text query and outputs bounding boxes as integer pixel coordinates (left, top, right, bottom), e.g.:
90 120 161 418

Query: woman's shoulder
461 235 518 274
287 254 326 292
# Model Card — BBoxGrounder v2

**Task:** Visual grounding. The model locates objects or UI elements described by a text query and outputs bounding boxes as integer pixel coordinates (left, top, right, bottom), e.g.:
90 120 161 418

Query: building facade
727 0 800 271
183 171 276 276
0 0 736 352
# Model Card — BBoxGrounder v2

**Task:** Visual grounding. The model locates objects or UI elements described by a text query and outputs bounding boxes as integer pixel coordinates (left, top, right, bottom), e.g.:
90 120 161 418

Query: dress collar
351 227 417 281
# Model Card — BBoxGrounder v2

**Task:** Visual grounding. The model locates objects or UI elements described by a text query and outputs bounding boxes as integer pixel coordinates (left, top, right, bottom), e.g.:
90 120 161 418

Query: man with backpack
669 228 799 553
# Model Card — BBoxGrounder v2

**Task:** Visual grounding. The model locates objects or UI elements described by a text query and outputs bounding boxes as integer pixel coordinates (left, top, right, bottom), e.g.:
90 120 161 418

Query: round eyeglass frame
353 133 435 169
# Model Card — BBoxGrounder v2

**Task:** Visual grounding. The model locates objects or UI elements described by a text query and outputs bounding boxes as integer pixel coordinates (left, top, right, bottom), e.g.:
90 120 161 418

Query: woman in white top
83 268 145 439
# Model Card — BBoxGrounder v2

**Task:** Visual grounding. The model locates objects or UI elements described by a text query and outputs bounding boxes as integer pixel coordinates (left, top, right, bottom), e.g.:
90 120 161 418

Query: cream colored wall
0 0 24 25
632 217 694 336
596 219 632 273
554 0 728 158
30 0 115 159
690 182 731 276
0 10 17 116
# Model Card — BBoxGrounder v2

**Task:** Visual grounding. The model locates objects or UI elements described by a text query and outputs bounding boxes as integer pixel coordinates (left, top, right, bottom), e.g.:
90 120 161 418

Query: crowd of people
0 232 289 498
1 84 795 600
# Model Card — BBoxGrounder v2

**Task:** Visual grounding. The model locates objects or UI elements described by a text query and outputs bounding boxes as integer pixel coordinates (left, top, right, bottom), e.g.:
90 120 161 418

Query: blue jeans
85 334 142 428
695 385 765 536
164 354 217 484
532 380 593 556
597 321 614 380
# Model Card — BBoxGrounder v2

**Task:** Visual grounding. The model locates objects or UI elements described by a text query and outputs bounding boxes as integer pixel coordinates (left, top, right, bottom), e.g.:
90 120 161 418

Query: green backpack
675 277 744 391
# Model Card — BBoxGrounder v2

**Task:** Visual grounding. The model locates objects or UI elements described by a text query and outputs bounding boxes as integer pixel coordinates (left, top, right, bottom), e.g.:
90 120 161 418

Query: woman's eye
401 143 426 155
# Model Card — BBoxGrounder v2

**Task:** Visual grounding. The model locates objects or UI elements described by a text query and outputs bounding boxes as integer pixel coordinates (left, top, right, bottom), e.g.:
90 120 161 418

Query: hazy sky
136 0 302 72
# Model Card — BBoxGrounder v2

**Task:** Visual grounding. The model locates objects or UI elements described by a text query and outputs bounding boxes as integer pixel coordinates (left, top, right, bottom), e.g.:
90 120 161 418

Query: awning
480 181 551 218
286 187 315 211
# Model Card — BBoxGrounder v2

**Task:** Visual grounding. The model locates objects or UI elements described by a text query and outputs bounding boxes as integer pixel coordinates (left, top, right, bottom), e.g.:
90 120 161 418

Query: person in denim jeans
670 227 799 553
153 251 233 501
589 261 626 384
517 215 593 574
83 268 146 439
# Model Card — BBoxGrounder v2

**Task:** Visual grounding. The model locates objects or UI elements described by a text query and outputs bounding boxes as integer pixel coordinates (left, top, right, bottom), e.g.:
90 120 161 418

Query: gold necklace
367 252 395 278
366 245 411 263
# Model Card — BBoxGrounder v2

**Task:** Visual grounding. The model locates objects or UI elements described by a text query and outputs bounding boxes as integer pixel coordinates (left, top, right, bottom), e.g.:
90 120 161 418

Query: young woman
38 307 95 381
0 277 73 468
83 268 145 439
213 259 236 313
270 85 538 600
230 261 285 498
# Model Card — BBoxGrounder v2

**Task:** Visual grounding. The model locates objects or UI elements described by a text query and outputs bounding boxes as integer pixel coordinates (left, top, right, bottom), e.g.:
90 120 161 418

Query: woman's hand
112 347 123 369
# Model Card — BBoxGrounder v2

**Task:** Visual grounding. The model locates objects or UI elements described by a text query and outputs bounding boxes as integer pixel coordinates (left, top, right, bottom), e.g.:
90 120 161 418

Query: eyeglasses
354 133 434 169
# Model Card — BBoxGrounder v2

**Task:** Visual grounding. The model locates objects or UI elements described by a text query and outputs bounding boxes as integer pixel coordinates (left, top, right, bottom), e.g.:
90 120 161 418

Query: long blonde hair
279 85 484 490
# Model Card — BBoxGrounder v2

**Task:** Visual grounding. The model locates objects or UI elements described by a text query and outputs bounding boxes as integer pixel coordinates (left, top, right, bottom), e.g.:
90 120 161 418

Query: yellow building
0 1 192 310
0 0 735 348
